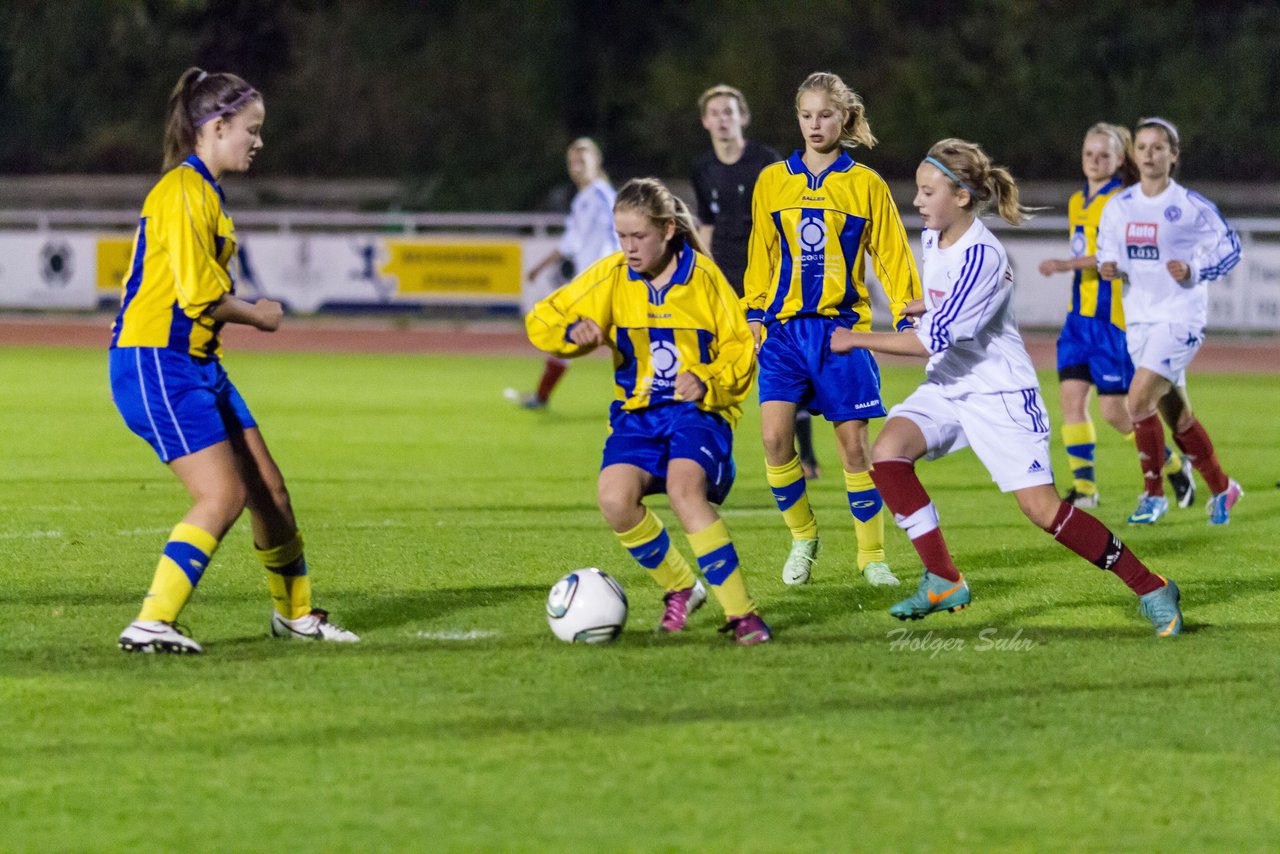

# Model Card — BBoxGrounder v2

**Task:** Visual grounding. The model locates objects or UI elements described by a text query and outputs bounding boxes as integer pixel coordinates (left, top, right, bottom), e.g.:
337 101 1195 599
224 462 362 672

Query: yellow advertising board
381 240 522 296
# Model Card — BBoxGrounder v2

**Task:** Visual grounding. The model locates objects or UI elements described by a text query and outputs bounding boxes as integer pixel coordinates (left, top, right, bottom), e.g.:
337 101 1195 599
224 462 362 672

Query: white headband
1139 116 1180 147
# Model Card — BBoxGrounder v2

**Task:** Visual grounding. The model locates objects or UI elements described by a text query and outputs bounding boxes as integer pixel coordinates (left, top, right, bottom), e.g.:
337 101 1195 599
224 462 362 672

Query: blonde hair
163 66 260 172
1086 122 1138 186
698 84 749 118
614 178 709 257
926 138 1032 226
567 136 607 183
795 72 876 150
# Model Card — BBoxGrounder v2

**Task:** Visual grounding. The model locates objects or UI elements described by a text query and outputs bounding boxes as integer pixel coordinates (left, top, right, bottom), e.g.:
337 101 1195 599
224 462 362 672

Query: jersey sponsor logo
801 195 826 203
797 213 828 255
1164 205 1182 222
1125 222 1160 260
928 288 947 306
1070 232 1087 257
649 339 681 388
648 312 672 320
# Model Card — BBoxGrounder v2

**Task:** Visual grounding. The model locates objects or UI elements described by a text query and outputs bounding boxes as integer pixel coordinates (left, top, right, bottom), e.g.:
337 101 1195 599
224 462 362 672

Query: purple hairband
193 87 259 128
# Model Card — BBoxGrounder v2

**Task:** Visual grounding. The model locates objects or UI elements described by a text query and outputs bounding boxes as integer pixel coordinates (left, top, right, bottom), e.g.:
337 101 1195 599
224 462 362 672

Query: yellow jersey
1067 176 1126 328
743 150 920 331
110 155 240 358
526 244 755 427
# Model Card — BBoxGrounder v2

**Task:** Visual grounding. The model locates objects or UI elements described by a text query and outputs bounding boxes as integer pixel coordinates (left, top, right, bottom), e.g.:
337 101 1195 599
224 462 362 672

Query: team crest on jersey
1125 222 1160 260
649 339 681 389
1164 205 1182 222
797 211 828 255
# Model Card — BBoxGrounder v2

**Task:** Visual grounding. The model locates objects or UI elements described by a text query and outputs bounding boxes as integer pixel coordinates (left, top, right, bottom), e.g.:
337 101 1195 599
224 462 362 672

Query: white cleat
271 609 360 642
119 620 203 654
782 538 820 585
861 561 901 587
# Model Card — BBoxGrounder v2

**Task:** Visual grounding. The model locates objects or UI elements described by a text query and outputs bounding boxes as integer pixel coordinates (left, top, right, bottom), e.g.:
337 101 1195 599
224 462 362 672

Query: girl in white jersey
508 137 621 409
1096 117 1243 526
830 138 1183 637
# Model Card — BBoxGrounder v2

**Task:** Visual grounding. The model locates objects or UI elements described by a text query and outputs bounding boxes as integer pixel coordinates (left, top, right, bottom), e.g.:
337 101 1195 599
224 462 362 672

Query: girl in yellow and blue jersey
743 72 921 590
1037 123 1191 511
527 178 770 645
111 67 357 654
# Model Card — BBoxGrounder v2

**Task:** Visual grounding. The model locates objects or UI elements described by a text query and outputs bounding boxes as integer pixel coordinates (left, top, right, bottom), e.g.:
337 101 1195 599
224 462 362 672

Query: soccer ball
546 568 628 644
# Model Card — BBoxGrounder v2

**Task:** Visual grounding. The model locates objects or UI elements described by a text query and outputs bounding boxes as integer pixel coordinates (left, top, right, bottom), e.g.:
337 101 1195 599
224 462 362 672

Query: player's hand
673 371 707 402
1038 258 1065 276
1098 261 1120 280
568 317 606 347
748 320 762 353
253 299 284 332
1167 260 1191 282
830 328 857 355
902 298 926 318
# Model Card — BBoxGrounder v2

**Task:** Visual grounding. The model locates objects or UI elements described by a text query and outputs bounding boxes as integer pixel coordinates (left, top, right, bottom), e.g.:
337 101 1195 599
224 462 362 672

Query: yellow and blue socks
766 455 818 540
617 509 697 592
844 469 885 570
1063 421 1097 498
686 518 754 619
137 522 219 623
256 532 313 620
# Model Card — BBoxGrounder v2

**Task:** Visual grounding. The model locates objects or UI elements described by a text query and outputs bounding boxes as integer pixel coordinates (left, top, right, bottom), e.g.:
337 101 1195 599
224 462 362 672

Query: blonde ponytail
614 178 709 256
925 138 1034 226
796 72 876 150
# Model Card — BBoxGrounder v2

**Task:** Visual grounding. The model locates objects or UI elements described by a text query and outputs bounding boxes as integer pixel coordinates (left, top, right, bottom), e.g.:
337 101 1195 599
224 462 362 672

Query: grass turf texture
1 345 1277 851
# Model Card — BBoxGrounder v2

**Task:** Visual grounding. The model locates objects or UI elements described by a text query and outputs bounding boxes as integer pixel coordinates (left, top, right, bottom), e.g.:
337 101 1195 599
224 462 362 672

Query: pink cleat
720 612 773 646
659 581 706 632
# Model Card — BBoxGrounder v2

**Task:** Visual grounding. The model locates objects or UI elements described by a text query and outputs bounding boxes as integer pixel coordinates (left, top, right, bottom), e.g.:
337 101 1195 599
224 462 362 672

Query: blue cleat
1138 576 1183 637
888 570 971 621
1206 479 1243 526
1127 493 1168 525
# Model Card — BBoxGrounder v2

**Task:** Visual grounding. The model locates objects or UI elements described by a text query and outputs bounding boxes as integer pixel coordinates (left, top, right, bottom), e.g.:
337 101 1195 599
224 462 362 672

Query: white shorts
1126 322 1202 387
887 383 1054 493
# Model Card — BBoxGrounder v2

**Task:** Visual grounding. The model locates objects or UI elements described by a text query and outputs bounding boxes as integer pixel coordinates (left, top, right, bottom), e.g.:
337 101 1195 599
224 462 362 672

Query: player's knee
597 486 638 528
196 478 248 528
760 428 794 461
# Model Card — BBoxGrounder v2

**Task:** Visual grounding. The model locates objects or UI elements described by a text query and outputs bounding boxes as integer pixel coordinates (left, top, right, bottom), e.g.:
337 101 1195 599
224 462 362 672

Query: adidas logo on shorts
1026 460 1046 474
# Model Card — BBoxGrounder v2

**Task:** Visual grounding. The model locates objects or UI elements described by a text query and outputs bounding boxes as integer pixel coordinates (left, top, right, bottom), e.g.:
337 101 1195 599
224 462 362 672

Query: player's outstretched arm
208 295 283 331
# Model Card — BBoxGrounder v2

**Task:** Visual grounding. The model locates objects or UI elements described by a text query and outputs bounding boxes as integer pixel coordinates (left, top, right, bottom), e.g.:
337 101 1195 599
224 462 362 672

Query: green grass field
2 344 1277 851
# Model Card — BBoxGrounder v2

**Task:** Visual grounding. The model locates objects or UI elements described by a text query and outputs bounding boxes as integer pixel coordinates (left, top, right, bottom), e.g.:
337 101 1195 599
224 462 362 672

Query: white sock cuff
894 503 939 540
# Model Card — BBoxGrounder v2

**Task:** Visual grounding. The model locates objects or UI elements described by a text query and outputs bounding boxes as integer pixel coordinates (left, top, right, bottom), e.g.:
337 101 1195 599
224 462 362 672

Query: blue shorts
1056 314 1134 395
757 316 885 420
601 402 736 505
109 347 257 463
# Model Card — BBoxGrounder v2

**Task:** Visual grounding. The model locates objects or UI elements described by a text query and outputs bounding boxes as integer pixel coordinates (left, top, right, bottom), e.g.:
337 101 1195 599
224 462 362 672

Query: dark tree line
1 0 1277 209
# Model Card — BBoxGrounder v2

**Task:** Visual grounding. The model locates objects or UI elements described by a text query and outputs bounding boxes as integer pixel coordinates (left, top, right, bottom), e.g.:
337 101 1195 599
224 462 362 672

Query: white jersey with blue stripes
914 218 1040 397
1095 179 1241 329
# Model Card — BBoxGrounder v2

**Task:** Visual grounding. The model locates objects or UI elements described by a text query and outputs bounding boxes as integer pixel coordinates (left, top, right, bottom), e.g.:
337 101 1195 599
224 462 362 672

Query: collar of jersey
183 154 226 202
627 241 695 304
785 150 855 190
1082 175 1123 206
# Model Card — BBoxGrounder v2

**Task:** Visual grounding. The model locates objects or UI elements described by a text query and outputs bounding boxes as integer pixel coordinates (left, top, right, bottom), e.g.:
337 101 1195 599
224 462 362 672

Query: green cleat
888 570 971 620
1139 576 1183 637
861 561 900 587
781 538 820 585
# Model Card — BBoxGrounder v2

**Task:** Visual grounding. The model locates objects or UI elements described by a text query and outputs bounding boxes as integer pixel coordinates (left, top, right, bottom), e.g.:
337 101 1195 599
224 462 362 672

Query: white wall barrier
0 211 1277 331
